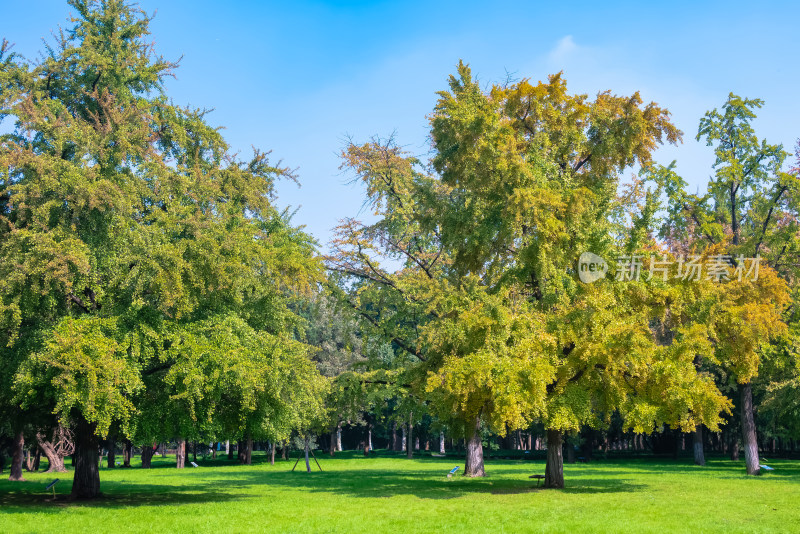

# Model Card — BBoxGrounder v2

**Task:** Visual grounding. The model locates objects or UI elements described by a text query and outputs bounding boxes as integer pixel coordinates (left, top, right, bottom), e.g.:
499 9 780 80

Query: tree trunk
391 422 398 451
464 415 485 477
407 412 414 459
270 442 276 465
304 437 311 473
740 382 760 475
122 440 132 467
25 447 41 472
106 439 115 468
240 436 252 465
141 445 154 468
281 440 287 460
401 425 407 452
368 428 373 452
71 418 100 499
336 424 343 452
730 435 741 461
439 432 446 454
545 429 564 489
9 430 25 481
566 439 575 464
329 428 337 456
37 433 67 473
176 439 186 469
693 425 705 466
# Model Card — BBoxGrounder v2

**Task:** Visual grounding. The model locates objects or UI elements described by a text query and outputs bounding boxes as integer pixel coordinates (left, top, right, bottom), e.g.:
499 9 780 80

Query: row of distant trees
1 0 799 499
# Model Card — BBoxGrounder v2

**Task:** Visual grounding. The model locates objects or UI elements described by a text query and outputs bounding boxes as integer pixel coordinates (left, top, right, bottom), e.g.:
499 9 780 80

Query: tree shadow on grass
182 465 646 499
0 456 650 509
0 480 251 511
572 458 800 482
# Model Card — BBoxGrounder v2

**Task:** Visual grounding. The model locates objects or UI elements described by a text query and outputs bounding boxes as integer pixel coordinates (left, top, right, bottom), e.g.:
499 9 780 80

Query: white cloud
547 35 579 65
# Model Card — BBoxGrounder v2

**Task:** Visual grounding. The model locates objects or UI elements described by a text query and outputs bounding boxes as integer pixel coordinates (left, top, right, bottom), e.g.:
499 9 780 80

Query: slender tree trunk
401 425 407 452
9 431 25 481
176 439 186 469
304 437 311 473
329 428 337 457
464 414 485 477
439 432 446 454
693 425 706 466
71 418 100 499
740 383 761 475
407 412 414 459
140 445 154 468
270 442 276 465
281 440 287 460
225 440 230 458
25 447 40 472
368 428 373 452
545 429 564 489
336 424 343 452
730 434 741 461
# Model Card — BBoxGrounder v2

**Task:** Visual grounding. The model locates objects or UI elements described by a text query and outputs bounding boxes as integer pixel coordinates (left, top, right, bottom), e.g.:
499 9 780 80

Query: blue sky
3 1 799 248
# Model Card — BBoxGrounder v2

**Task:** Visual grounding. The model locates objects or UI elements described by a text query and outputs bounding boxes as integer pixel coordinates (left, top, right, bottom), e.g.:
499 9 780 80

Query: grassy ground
1 450 798 533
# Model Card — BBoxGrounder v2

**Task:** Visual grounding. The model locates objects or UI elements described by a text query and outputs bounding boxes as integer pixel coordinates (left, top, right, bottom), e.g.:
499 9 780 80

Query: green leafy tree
643 95 797 475
1 0 322 497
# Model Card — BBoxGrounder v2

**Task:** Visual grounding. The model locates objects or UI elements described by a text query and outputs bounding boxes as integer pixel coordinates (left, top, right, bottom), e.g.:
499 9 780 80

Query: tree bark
270 442 276 465
141 445 154 468
391 422 398 451
36 432 67 473
566 439 576 464
9 431 25 481
239 436 252 465
693 425 705 466
25 447 41 472
368 428 373 452
336 423 343 452
122 440 132 467
71 418 101 499
304 437 311 473
106 439 115 468
176 439 186 469
407 412 414 459
730 435 741 461
329 428 337 456
740 382 761 475
464 414 485 477
545 429 564 489
439 432 446 454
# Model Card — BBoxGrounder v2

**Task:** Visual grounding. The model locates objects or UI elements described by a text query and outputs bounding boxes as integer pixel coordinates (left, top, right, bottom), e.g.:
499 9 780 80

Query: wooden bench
529 474 545 487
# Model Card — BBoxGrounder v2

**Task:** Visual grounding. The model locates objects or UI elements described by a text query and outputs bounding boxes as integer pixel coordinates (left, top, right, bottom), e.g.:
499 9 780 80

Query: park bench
529 474 546 487
447 466 459 478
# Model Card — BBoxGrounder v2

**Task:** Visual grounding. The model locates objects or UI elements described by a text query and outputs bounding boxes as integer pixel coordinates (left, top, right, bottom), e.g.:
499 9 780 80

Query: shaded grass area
1 451 799 533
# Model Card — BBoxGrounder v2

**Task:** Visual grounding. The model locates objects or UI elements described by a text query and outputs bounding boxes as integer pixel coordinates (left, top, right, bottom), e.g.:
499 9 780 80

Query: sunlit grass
2 450 798 533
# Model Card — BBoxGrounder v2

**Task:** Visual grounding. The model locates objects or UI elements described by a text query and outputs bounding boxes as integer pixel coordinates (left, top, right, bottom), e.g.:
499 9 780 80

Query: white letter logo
578 252 608 284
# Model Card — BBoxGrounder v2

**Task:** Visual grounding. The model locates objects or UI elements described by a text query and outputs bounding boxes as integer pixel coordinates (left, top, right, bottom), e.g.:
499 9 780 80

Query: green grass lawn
2 451 798 533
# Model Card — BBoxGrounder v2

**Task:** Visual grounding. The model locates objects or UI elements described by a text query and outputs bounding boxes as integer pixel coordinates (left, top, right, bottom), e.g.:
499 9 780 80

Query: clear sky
3 0 799 249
